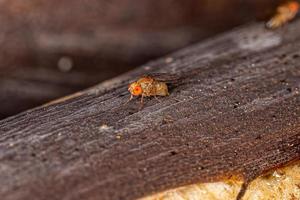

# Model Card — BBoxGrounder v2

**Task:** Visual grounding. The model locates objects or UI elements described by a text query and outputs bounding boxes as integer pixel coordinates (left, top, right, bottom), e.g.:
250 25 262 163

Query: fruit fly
266 1 300 29
127 74 176 109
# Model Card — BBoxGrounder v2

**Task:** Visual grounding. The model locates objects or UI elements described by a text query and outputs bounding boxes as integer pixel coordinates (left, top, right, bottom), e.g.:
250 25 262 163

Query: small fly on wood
126 73 180 109
266 1 299 29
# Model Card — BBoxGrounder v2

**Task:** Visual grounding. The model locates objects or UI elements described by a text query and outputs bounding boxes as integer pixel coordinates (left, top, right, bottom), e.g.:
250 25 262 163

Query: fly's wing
143 73 182 85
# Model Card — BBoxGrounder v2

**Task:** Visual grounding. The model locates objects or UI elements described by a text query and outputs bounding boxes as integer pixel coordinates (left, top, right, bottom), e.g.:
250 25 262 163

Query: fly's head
128 82 143 96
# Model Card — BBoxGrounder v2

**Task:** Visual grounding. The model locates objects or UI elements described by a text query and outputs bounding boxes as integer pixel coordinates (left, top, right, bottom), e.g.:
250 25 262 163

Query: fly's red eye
132 86 142 95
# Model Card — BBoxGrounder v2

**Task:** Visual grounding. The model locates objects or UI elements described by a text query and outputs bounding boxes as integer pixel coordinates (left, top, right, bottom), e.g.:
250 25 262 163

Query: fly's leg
139 95 144 110
124 95 133 105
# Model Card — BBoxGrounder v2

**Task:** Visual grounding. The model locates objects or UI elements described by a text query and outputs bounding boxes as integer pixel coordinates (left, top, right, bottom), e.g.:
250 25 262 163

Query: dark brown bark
0 0 280 118
0 20 299 200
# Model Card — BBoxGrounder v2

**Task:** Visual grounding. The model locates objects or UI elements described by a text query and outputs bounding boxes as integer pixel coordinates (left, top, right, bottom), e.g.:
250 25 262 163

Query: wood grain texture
0 21 300 200
0 0 280 119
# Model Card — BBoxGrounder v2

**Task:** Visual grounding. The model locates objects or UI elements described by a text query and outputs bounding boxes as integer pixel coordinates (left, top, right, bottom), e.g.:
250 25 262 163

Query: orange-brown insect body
127 76 169 109
266 1 300 29
128 76 169 97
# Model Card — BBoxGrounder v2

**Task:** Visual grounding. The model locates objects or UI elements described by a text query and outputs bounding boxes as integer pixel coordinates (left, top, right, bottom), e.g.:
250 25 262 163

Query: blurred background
0 0 283 119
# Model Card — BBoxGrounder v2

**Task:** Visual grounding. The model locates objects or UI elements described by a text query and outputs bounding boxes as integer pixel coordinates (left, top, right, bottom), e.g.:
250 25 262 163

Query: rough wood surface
0 0 280 119
0 21 300 200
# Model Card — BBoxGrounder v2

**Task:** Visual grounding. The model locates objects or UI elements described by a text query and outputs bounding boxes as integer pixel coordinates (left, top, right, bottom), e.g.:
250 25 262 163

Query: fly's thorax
140 81 154 96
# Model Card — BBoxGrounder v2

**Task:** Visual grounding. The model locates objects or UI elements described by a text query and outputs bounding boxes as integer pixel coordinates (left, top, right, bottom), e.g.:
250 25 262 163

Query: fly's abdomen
154 82 169 96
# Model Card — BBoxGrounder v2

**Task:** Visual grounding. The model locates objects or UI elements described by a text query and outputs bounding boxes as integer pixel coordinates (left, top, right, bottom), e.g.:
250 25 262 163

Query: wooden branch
0 21 300 200
0 0 280 118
